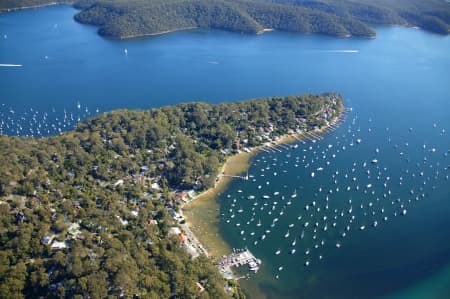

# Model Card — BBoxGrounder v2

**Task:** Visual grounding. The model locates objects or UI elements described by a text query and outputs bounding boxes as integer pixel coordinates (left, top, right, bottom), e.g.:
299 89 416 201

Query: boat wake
321 50 359 53
0 64 23 67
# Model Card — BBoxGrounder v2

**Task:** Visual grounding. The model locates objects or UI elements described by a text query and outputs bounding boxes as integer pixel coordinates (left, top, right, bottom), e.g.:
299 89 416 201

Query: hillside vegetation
0 93 342 298
1 0 448 37
260 0 450 34
72 0 375 38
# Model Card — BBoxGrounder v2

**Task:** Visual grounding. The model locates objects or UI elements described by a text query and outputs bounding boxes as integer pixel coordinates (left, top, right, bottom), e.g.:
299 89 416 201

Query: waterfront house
196 282 205 293
41 235 53 245
51 240 67 250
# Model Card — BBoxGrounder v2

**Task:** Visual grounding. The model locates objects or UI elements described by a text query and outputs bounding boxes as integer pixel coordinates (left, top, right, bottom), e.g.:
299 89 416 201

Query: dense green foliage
1 0 448 36
0 93 342 298
72 0 375 38
260 0 450 34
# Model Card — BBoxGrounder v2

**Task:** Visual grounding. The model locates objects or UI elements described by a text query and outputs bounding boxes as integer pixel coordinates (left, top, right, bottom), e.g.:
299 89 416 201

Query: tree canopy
0 93 342 298
2 0 448 37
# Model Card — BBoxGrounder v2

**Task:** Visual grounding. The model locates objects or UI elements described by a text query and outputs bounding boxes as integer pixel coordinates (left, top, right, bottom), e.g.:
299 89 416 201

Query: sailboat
291 188 297 198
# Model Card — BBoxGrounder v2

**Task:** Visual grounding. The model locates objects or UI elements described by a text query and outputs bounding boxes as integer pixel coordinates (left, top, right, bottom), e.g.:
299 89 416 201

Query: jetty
218 248 261 279
220 171 249 181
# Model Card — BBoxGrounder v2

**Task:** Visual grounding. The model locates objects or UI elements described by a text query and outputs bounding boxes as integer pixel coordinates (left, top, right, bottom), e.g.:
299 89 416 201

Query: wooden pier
220 172 249 181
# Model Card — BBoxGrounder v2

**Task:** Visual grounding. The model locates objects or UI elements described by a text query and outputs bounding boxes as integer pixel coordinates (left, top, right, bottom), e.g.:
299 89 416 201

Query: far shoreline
100 27 278 40
2 3 448 38
0 2 72 13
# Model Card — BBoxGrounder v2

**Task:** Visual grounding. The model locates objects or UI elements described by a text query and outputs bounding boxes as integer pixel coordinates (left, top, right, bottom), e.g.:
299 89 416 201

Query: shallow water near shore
1 5 450 299
183 152 254 257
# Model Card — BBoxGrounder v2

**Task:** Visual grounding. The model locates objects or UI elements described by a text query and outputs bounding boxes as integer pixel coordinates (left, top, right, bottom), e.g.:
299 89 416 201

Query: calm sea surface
1 6 450 299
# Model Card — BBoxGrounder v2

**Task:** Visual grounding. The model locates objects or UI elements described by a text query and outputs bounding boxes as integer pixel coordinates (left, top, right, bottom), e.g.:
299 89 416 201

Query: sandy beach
182 151 254 256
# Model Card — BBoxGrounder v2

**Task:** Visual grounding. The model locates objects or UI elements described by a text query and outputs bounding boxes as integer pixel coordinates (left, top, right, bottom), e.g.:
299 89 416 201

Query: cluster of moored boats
0 102 100 137
222 112 449 279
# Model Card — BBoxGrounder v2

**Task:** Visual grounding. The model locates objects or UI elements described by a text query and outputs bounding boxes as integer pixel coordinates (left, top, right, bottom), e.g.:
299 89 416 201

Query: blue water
1 5 450 299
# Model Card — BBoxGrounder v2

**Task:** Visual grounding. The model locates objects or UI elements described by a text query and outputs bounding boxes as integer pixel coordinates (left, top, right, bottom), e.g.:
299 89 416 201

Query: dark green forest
259 0 450 35
71 0 375 38
0 93 342 298
1 0 449 37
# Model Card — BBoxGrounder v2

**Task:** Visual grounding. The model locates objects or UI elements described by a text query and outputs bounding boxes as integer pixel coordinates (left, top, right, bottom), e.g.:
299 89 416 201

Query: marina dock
218 249 261 279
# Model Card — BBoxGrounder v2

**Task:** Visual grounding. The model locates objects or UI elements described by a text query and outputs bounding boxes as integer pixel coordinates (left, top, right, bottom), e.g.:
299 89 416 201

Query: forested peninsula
1 0 449 38
0 93 342 298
